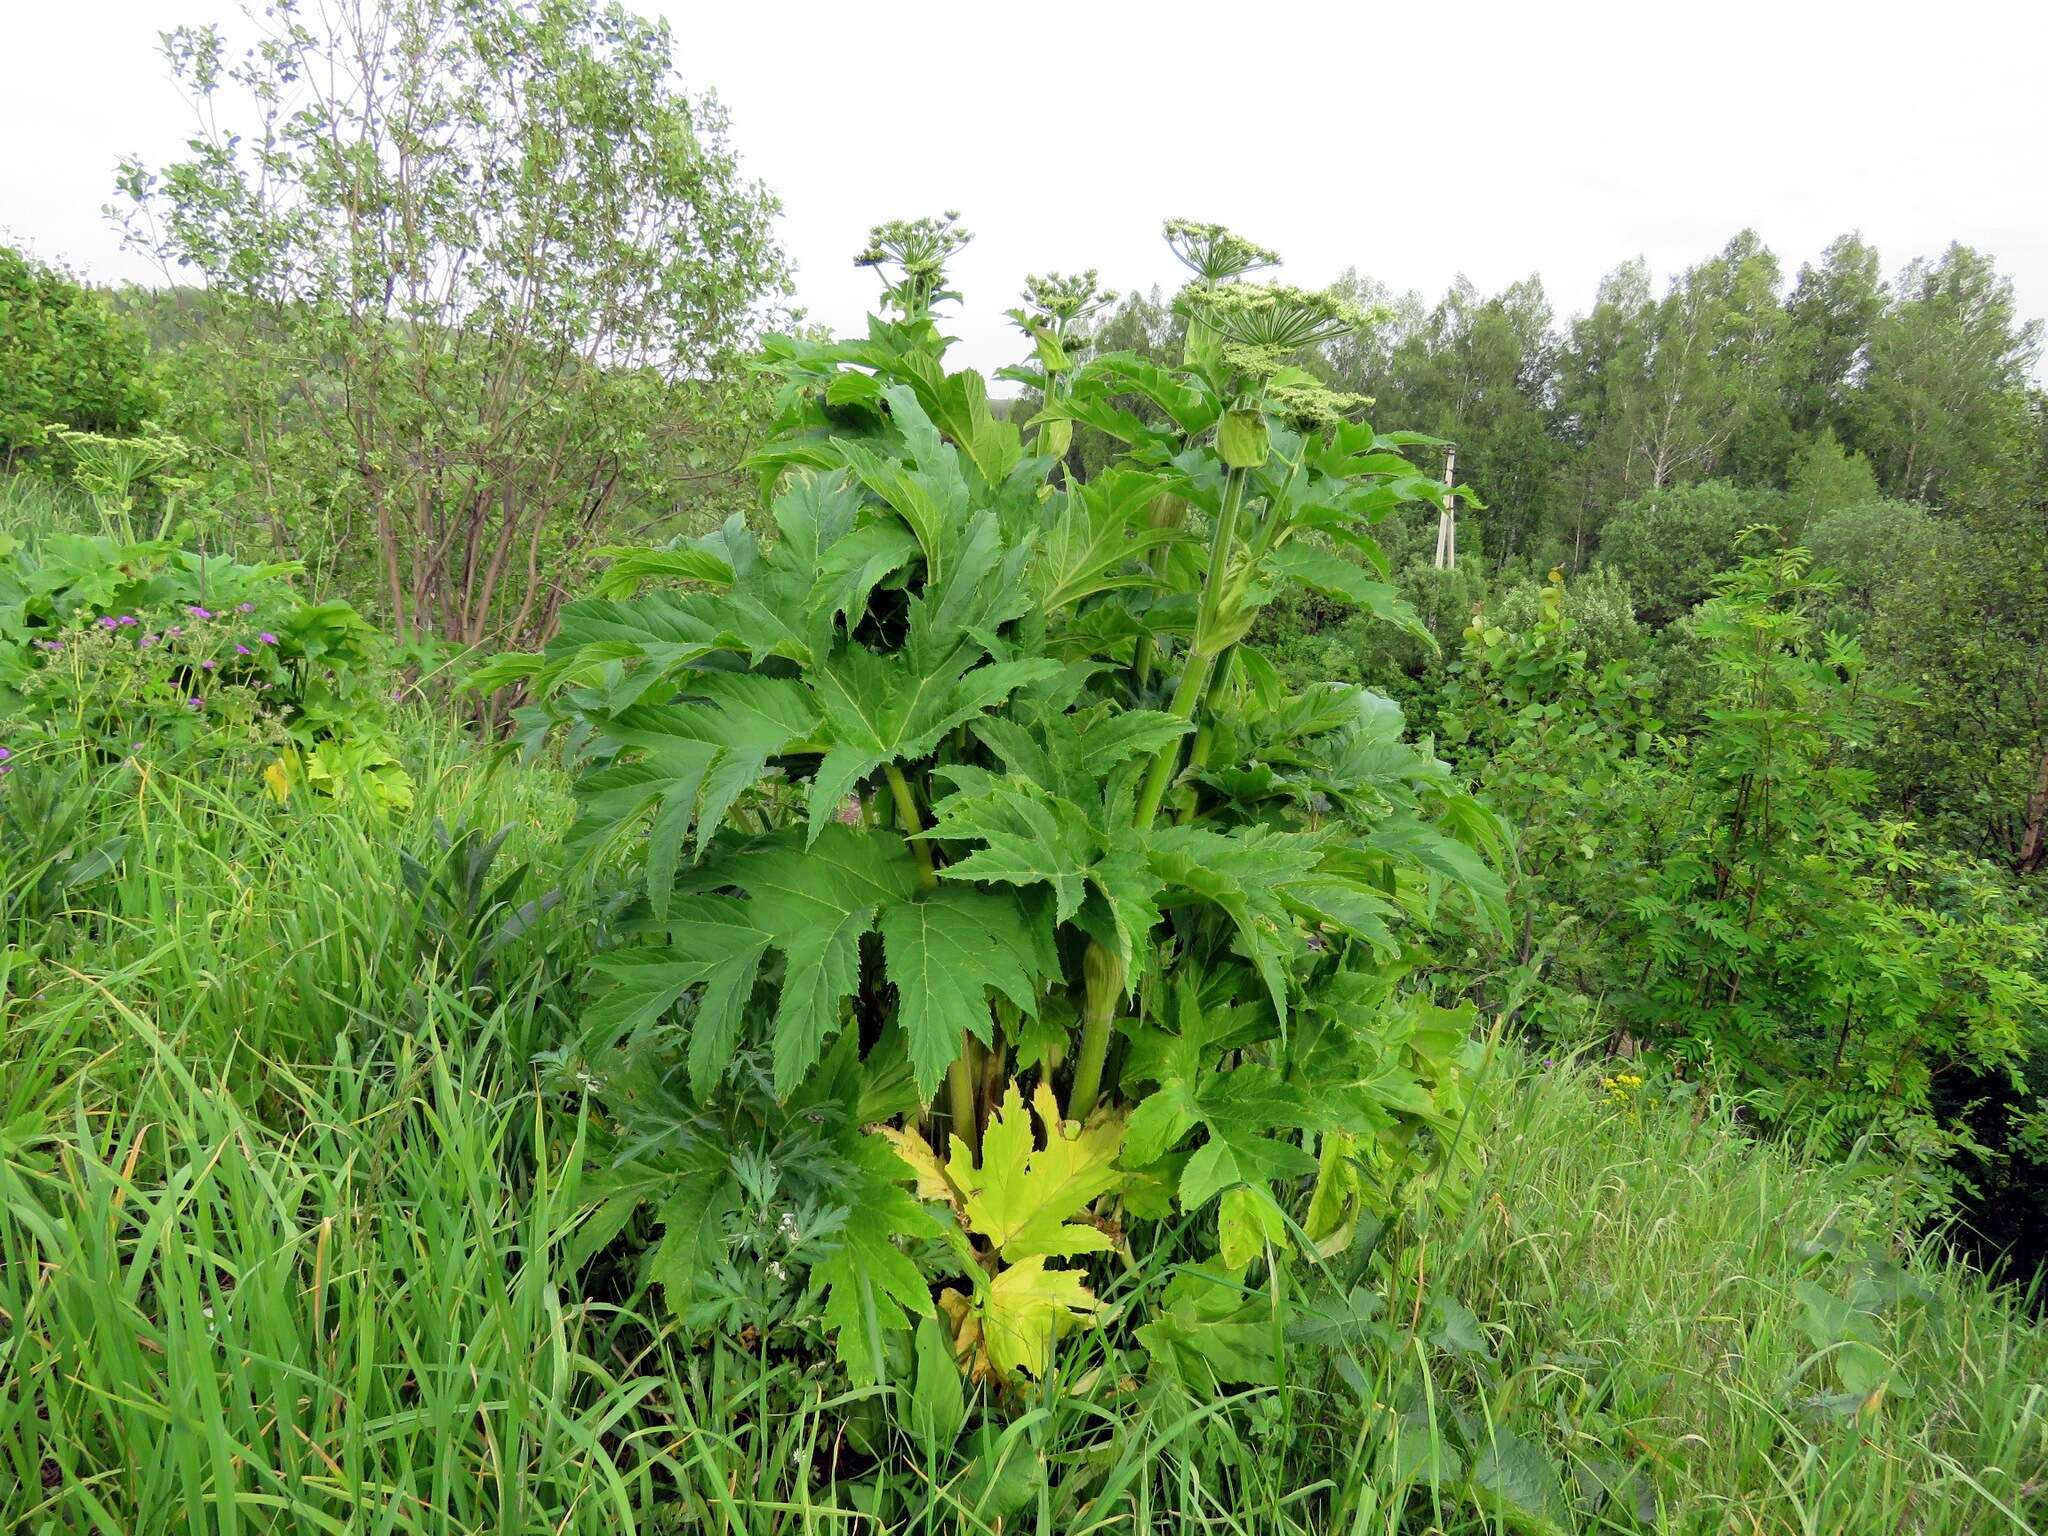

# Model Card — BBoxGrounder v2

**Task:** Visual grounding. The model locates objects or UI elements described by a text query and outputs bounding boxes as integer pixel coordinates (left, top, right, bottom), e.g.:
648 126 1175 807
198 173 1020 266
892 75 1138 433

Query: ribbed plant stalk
1132 467 1247 829
1068 940 1126 1121
1132 648 1216 828
1077 467 1251 1115
888 763 983 1156
1126 493 1188 693
1175 652 1239 823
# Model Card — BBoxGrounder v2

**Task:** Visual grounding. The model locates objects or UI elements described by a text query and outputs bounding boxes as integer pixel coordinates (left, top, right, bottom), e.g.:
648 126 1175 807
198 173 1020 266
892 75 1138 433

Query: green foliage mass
1 505 409 819
5 0 2048 1520
482 220 1512 1392
116 0 790 651
1432 554 2048 1223
0 245 161 471
2 720 2040 1531
1611 550 2045 1187
1594 481 1784 624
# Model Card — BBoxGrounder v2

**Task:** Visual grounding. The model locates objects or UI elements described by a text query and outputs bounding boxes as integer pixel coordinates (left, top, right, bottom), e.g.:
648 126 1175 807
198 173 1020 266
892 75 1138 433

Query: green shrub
1805 496 1933 622
0 528 408 807
1785 426 1882 528
1608 550 2046 1203
1258 558 1488 730
1434 551 2048 1214
1438 569 1665 1036
119 0 788 650
1596 480 1784 624
1489 560 1645 667
0 245 160 471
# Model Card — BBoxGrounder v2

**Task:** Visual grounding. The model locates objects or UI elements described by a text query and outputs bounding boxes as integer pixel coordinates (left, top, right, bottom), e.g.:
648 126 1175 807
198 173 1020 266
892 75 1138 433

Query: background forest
2 2 2046 1533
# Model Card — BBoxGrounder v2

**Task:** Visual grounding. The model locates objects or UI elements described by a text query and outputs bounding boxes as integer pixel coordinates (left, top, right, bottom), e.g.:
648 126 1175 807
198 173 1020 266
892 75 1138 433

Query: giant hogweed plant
480 219 1507 1384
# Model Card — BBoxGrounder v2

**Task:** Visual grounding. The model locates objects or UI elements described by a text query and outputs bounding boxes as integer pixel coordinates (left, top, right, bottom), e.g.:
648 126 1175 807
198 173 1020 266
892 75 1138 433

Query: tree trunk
2016 746 2048 875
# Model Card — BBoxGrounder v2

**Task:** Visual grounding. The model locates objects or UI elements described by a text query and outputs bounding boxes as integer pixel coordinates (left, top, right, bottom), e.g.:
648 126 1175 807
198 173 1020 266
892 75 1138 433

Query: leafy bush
1529 549 2045 1202
1433 551 2048 1212
1785 426 1882 527
1257 557 1485 729
1595 480 1784 624
1804 496 1932 623
1437 569 1665 1035
0 245 161 471
1865 503 2048 873
1487 560 1645 668
484 219 1509 1388
0 528 409 806
119 0 789 649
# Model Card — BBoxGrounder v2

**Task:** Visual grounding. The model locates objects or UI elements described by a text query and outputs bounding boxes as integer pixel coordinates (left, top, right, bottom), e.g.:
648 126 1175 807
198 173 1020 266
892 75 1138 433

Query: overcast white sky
4 0 2045 383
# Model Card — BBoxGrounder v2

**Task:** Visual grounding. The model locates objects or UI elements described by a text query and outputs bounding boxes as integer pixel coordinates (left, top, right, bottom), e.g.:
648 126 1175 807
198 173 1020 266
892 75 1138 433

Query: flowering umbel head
1185 282 1374 353
1176 281 1385 425
854 212 973 321
1008 269 1119 345
1163 219 1281 286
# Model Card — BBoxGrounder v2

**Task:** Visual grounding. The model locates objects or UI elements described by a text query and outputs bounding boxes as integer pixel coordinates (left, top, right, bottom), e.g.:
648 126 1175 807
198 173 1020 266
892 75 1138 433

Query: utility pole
1433 443 1458 570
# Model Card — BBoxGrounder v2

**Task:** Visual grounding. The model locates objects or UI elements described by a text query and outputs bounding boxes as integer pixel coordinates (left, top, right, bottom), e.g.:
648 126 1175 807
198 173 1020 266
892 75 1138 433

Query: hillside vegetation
3 2 2046 1531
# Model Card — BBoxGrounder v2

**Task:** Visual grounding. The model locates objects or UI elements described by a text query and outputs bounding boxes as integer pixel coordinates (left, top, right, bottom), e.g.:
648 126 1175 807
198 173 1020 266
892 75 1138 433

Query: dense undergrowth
1 719 2043 1532
7 232 2048 1529
3 10 2046 1517
2 489 2044 1530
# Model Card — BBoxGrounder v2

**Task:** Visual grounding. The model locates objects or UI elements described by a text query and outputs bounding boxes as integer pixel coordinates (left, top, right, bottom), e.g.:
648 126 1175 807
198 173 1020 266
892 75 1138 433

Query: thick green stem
1086 447 1253 1115
1176 651 1239 824
1192 469 1247 645
1133 648 1216 828
1131 467 1246 830
947 1038 981 1155
1126 496 1186 693
885 764 938 889
1128 630 1157 692
1069 941 1126 1121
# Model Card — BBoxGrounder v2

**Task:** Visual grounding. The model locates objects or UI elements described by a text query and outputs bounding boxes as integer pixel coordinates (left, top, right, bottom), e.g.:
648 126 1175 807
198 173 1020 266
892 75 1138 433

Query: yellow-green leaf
944 1082 1124 1262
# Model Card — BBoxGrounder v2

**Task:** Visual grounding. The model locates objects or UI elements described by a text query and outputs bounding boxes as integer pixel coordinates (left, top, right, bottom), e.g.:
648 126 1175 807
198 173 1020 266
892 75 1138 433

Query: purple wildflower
234 644 251 656
119 615 139 627
139 634 157 648
99 615 119 629
258 632 278 646
0 748 10 762
188 605 214 620
201 658 217 670
167 626 183 638
237 602 255 613
40 639 62 652
188 697 205 709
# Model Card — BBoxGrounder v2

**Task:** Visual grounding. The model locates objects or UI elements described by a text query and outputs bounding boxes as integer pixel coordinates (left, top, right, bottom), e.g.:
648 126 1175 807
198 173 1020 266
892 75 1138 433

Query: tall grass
2 714 2043 1533
0 472 96 544
1372 1070 2048 1534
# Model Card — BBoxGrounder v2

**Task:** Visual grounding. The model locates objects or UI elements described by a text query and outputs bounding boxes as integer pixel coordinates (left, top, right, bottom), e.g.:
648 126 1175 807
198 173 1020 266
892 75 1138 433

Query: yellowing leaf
983 1256 1103 1379
941 1257 1104 1383
944 1082 1123 1262
1217 1183 1287 1270
262 754 294 802
918 1082 1126 1386
877 1124 961 1207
